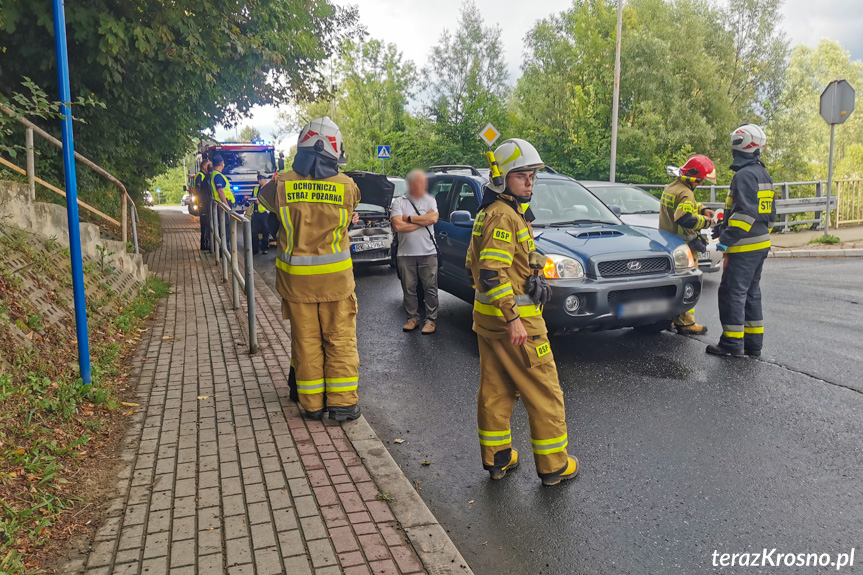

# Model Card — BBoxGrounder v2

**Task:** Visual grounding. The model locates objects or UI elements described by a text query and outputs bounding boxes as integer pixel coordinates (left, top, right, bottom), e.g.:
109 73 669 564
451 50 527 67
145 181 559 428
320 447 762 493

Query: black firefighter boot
328 404 361 423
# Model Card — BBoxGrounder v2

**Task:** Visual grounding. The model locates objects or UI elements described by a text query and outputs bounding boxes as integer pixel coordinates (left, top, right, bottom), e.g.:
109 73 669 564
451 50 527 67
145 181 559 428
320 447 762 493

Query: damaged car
345 171 396 265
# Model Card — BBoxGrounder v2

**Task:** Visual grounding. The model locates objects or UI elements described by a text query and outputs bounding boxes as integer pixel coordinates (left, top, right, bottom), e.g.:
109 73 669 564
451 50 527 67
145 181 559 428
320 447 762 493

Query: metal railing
835 179 863 227
211 200 258 354
0 104 139 253
635 181 837 232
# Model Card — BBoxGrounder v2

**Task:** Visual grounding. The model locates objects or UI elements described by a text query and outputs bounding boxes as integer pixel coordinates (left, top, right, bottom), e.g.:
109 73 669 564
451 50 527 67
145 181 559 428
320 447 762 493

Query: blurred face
408 173 427 198
215 162 224 172
506 169 537 198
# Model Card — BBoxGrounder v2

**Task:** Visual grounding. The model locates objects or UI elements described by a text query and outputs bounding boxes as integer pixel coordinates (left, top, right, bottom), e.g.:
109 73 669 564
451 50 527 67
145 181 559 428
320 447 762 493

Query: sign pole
609 0 623 183
53 0 92 385
825 123 835 237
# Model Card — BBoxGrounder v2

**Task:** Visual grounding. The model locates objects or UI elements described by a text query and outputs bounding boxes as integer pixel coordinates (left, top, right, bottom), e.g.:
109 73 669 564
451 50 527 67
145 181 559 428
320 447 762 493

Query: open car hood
344 171 395 210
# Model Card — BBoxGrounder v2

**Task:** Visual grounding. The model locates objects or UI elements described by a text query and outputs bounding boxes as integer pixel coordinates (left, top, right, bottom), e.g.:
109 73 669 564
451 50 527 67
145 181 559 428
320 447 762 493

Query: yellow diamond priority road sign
478 123 501 147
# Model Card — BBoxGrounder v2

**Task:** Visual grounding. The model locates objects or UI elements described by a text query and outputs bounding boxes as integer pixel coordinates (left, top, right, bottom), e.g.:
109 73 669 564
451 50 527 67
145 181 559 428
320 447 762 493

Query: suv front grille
607 285 676 304
598 257 670 277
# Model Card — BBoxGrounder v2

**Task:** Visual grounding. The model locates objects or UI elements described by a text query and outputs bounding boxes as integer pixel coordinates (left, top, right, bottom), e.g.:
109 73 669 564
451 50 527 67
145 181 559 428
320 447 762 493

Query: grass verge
0 258 168 574
809 234 841 245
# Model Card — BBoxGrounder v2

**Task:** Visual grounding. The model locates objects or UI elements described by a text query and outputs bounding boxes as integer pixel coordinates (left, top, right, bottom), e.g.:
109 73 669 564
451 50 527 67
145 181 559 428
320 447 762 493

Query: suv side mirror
609 204 622 217
451 210 474 228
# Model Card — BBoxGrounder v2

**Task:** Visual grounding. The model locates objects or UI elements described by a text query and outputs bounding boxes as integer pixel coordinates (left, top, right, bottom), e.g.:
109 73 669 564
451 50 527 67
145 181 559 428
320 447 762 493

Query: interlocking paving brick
79 213 428 575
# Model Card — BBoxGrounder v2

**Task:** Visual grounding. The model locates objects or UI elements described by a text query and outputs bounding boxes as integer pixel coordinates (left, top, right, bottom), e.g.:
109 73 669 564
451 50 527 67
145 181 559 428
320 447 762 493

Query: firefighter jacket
718 152 777 253
466 193 546 339
257 170 361 304
658 180 711 240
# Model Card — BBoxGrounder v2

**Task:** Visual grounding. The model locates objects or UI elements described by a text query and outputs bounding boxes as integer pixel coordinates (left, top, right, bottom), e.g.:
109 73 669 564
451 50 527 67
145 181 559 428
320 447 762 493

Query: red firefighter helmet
679 155 716 184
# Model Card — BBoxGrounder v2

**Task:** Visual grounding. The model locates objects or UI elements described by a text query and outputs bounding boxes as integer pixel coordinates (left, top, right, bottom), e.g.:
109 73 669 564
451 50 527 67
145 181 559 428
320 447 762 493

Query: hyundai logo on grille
626 260 643 271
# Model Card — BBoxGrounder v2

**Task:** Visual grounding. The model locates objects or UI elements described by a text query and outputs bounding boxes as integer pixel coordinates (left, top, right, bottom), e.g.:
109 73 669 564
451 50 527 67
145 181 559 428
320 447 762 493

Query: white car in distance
582 181 722 273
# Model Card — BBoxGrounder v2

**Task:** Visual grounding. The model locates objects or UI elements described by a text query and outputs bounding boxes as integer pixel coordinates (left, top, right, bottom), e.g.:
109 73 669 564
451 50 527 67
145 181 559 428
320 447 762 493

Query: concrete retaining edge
769 248 863 258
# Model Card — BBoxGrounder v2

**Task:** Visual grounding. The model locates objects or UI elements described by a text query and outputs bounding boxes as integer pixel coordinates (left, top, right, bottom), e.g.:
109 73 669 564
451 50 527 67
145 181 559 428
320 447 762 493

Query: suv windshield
219 150 275 175
590 184 661 214
529 179 620 226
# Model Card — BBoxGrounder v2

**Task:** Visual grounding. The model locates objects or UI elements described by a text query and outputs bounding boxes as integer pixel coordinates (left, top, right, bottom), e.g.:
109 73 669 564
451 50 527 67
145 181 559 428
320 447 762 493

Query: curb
769 248 863 258
252 267 474 575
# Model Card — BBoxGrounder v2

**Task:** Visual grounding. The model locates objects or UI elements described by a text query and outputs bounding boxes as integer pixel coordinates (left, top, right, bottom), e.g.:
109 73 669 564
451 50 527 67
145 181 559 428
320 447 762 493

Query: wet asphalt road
255 250 863 575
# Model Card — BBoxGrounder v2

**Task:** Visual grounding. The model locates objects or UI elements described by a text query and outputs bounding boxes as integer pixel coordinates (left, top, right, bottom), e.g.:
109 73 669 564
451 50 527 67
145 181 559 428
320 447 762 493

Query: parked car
181 192 190 206
582 181 723 273
388 176 407 204
344 171 395 265
142 190 154 206
427 166 703 334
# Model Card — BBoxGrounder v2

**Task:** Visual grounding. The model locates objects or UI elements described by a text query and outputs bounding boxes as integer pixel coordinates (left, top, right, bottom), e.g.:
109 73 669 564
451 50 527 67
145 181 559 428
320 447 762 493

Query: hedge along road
255 252 863 575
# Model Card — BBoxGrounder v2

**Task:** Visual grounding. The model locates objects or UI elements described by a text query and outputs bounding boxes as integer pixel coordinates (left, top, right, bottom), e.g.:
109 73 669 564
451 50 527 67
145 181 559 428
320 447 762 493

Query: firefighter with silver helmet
707 124 776 357
257 117 363 421
466 138 578 487
659 154 717 335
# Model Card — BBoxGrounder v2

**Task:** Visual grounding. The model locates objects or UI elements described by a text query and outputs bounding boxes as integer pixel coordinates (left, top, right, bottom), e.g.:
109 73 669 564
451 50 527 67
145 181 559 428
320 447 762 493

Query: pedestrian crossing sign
478 123 501 147
377 145 391 159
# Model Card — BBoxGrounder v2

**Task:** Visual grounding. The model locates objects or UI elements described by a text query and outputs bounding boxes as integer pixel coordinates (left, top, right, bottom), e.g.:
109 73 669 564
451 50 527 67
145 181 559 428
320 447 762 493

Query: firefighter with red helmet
658 154 717 335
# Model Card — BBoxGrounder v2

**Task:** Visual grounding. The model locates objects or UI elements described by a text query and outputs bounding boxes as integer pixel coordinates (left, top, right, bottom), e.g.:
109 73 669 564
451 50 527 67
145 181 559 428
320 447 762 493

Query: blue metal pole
53 0 92 385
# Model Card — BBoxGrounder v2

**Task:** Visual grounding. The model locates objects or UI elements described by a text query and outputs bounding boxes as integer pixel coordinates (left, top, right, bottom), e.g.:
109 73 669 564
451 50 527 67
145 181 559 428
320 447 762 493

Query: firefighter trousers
718 251 768 353
477 333 570 479
285 296 359 413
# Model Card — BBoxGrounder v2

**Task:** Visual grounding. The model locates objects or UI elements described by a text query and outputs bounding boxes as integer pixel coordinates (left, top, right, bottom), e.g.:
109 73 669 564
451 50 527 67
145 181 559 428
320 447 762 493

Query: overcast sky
214 0 862 149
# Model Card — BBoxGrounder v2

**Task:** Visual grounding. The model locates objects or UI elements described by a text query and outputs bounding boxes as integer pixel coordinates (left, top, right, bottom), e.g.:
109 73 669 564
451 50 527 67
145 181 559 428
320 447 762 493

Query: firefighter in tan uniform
258 117 362 422
466 138 578 487
658 154 717 335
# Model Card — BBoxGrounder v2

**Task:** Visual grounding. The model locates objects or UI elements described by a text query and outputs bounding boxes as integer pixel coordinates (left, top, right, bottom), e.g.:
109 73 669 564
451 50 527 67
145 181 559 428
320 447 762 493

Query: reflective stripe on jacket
211 170 235 204
252 185 266 213
658 180 709 240
466 194 546 339
719 153 776 253
258 170 361 303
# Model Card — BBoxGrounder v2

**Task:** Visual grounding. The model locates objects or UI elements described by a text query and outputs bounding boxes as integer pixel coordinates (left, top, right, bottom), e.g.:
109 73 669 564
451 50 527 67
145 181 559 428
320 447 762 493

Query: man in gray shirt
391 170 440 334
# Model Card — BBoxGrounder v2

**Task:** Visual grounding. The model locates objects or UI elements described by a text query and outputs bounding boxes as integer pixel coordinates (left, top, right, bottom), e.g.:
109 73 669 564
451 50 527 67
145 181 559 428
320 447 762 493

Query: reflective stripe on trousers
276 250 353 275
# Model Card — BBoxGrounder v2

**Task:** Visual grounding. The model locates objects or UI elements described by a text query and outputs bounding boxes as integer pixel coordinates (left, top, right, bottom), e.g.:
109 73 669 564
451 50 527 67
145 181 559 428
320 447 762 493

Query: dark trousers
251 212 270 253
397 255 439 322
199 211 211 250
267 212 280 239
718 251 768 352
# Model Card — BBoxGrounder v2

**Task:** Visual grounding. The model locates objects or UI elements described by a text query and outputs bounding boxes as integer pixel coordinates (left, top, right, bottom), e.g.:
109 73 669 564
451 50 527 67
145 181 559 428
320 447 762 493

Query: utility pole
609 0 623 183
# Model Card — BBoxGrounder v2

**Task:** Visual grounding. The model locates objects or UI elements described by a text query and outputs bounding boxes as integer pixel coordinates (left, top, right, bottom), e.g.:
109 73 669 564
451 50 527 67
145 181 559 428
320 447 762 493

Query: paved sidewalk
63 211 433 575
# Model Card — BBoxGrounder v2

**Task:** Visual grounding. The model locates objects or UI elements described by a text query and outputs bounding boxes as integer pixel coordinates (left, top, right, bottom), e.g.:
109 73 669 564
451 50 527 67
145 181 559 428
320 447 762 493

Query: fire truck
195 140 278 207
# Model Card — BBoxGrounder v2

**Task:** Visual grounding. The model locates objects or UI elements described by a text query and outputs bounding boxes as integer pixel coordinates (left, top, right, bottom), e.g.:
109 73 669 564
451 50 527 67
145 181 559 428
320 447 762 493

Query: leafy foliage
0 0 358 204
239 125 262 142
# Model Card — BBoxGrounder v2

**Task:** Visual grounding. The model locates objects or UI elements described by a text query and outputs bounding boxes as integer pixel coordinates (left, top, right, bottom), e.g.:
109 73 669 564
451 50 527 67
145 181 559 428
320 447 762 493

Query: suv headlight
543 254 585 279
672 245 696 269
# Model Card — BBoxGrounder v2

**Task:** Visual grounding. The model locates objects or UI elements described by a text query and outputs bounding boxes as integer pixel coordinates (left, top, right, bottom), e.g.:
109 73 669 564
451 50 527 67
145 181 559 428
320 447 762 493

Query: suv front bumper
542 268 703 333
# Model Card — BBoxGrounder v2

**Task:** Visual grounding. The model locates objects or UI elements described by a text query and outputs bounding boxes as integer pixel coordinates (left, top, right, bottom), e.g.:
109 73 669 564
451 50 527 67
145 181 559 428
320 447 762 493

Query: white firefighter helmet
730 124 767 154
487 138 545 193
297 116 343 160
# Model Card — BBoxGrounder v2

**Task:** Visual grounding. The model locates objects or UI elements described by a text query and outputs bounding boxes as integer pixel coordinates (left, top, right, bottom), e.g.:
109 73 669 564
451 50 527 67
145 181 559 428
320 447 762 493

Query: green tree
0 0 358 206
424 1 510 165
239 125 262 142
279 37 425 175
514 0 788 183
769 40 863 181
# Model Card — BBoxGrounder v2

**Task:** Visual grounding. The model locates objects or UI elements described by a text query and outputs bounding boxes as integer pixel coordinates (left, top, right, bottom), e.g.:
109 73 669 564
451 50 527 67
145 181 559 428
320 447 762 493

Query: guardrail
635 181 837 232
0 104 139 253
211 200 258 354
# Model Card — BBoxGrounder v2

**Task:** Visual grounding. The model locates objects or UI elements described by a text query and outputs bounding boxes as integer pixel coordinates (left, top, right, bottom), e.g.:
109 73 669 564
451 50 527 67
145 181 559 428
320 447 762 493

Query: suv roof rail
428 165 482 176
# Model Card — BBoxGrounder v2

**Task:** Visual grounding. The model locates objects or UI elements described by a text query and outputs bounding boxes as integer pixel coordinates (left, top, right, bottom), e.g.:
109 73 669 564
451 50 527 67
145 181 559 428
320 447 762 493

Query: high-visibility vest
252 185 266 213
211 169 235 203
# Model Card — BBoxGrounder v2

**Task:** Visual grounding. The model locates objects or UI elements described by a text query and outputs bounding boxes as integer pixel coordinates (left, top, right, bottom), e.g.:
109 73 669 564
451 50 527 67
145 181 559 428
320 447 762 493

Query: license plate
698 251 710 260
617 299 671 318
352 241 386 253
